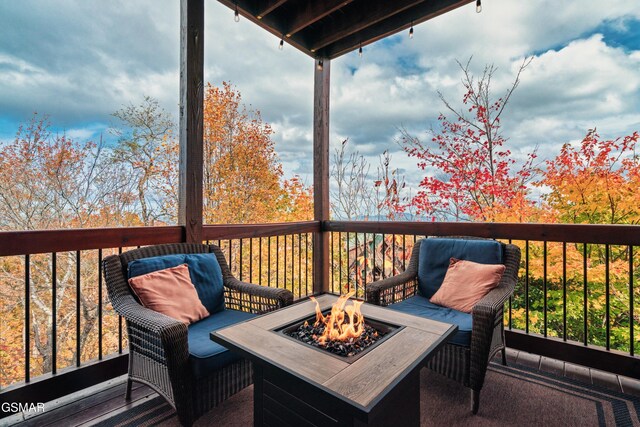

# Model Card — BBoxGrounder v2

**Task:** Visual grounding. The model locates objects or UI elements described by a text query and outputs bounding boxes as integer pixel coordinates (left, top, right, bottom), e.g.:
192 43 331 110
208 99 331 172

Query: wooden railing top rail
0 226 184 257
325 221 640 246
203 221 320 240
0 221 321 257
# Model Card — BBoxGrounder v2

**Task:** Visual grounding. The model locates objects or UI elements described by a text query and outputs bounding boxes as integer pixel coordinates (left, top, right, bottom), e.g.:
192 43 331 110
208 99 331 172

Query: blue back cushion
418 238 503 298
128 253 225 314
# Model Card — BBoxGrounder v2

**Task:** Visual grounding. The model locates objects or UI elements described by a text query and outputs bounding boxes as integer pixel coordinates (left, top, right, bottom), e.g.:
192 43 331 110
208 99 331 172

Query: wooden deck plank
564 362 591 384
39 384 156 427
590 369 622 392
515 351 541 370
619 376 640 397
539 356 565 377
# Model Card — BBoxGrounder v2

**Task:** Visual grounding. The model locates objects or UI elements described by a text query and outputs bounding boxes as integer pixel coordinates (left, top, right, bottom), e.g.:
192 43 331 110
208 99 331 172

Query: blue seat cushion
128 253 225 314
188 309 256 378
388 295 472 346
418 238 503 299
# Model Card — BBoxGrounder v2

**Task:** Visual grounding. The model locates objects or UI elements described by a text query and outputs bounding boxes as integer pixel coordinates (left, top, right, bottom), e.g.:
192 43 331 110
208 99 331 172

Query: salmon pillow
430 258 505 313
128 264 209 324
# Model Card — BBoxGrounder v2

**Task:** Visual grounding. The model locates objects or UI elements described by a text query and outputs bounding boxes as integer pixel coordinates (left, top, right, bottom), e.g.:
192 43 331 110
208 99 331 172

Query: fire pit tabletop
211 293 457 426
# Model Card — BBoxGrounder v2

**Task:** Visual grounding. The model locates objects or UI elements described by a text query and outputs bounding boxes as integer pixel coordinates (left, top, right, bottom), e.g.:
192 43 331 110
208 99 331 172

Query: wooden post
179 0 204 243
313 59 330 294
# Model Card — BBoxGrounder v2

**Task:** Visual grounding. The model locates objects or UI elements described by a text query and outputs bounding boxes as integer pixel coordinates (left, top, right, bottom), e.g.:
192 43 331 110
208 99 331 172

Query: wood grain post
179 0 204 244
313 59 330 294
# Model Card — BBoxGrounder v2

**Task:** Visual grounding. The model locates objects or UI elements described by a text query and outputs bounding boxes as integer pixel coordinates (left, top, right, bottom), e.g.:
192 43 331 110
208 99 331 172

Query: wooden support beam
179 0 204 243
309 0 426 52
320 0 472 59
313 59 330 294
284 0 355 37
256 0 288 19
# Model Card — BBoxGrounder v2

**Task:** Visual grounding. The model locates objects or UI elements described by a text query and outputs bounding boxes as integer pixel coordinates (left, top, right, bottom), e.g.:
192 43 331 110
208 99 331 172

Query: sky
1 0 639 196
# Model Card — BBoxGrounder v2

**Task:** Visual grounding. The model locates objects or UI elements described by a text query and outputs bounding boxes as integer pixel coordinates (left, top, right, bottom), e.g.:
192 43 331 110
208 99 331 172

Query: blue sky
1 0 639 193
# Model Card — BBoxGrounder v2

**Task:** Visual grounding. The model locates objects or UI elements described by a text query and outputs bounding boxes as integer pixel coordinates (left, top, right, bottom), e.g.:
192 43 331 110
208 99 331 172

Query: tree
0 114 129 385
202 82 294 224
399 57 537 221
111 96 175 225
539 129 640 225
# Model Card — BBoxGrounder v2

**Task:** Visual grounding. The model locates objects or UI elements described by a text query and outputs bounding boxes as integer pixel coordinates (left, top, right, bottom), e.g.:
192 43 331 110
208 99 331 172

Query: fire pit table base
254 363 419 427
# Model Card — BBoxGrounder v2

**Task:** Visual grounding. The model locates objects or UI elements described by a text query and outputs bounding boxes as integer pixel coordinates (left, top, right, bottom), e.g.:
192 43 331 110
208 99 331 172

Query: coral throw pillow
430 258 505 313
128 264 209 324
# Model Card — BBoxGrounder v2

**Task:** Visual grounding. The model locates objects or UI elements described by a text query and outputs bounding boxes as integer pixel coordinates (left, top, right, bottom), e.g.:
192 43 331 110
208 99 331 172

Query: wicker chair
365 237 520 414
103 243 293 426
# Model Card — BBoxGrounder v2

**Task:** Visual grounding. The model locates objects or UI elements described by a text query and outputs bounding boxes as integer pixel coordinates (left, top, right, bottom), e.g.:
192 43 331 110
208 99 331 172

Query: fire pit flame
309 291 365 345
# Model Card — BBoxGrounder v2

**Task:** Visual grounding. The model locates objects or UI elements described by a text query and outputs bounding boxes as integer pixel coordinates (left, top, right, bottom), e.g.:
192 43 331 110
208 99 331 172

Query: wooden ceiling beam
255 0 289 19
308 0 426 52
284 0 355 37
320 0 473 59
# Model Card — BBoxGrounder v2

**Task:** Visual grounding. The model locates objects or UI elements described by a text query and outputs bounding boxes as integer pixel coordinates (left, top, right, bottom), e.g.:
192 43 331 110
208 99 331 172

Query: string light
317 60 324 71
358 43 363 57
234 3 240 22
279 38 284 50
476 0 482 13
409 22 414 39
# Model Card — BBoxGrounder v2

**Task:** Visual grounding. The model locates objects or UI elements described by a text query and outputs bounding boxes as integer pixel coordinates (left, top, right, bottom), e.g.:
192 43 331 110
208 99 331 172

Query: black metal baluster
76 251 81 367
52 252 57 374
298 234 302 296
583 243 588 346
239 238 243 281
98 249 103 360
305 233 309 296
259 237 263 286
402 235 406 271
228 239 232 273
392 234 396 276
380 233 387 279
562 242 567 341
346 232 350 293
291 235 294 293
354 233 358 294
268 236 272 287
24 254 30 382
118 247 123 354
605 244 610 351
543 241 547 337
508 239 512 330
363 233 368 291
372 233 376 283
284 235 288 290
276 235 280 288
249 238 253 284
338 232 343 293
331 232 335 294
630 245 634 356
525 241 529 334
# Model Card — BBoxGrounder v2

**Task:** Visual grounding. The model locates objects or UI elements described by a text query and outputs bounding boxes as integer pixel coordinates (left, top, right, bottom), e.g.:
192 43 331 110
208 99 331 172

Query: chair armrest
365 271 417 306
224 277 293 314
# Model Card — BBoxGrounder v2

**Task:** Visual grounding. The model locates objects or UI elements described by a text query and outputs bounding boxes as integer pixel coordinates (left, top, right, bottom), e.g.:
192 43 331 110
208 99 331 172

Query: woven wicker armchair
365 237 520 414
103 243 293 426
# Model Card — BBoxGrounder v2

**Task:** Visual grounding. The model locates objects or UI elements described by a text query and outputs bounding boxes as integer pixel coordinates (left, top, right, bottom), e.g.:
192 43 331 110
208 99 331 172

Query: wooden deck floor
4 348 640 427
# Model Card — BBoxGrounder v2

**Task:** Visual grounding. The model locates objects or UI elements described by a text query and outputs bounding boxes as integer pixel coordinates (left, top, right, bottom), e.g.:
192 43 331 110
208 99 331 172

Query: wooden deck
3 348 640 427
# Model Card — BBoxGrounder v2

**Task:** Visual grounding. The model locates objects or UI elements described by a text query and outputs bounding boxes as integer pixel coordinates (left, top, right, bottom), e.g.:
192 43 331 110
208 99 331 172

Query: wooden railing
325 221 640 380
0 222 318 410
2 219 639 413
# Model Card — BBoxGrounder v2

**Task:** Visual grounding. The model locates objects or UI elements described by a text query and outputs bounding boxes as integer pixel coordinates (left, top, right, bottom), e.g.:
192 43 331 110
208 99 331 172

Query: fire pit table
210 293 457 427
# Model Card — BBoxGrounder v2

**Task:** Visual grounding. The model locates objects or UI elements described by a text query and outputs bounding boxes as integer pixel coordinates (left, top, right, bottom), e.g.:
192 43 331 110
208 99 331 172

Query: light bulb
234 5 240 22
317 60 323 71
279 38 284 50
476 0 482 13
358 45 363 57
409 26 414 39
